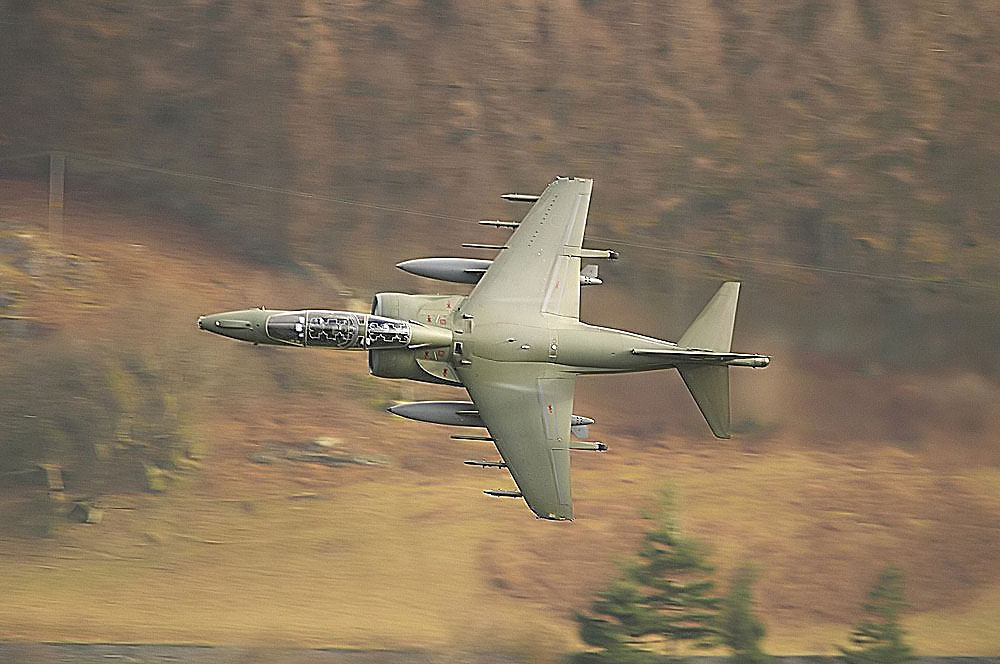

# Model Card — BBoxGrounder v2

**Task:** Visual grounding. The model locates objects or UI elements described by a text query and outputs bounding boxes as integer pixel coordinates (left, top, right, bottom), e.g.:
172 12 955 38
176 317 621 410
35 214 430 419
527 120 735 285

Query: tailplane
677 282 741 439
628 282 766 437
678 365 731 438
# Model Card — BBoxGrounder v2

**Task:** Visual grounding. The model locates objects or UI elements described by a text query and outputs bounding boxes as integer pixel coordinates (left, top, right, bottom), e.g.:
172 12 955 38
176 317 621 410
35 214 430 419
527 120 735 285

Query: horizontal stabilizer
678 365 731 439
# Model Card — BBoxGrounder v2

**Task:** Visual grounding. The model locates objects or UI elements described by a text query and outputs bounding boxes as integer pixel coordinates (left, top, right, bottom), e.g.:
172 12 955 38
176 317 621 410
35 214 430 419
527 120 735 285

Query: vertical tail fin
677 282 741 438
678 281 740 352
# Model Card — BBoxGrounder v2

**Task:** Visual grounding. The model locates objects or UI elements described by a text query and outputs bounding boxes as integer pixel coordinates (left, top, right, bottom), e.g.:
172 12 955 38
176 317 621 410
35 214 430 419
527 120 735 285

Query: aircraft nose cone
197 310 268 343
197 314 223 332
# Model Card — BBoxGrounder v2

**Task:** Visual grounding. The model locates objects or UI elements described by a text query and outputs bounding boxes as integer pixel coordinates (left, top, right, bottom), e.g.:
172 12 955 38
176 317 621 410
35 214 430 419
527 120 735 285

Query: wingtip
537 513 574 522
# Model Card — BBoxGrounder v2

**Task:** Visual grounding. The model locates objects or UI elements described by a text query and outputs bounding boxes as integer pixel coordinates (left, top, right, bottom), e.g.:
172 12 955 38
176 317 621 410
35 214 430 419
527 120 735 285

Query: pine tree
838 566 915 664
719 565 772 664
572 581 668 664
571 491 720 663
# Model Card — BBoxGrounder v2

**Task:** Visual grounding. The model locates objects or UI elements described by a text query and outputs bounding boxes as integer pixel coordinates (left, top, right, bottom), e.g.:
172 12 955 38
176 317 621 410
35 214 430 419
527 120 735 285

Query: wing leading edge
463 177 593 321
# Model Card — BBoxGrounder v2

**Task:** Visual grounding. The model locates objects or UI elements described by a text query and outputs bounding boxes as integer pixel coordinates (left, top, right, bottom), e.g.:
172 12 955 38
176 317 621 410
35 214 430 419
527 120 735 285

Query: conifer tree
838 566 915 664
572 581 667 664
719 565 772 664
571 490 720 662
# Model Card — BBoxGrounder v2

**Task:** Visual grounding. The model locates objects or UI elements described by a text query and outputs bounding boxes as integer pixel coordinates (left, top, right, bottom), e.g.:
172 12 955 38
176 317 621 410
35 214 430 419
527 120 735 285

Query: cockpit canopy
265 311 411 349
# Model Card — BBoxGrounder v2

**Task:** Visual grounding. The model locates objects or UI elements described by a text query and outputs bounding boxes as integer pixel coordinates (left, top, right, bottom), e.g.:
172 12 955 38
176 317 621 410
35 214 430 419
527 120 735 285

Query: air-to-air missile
483 489 524 498
499 193 540 203
464 459 508 468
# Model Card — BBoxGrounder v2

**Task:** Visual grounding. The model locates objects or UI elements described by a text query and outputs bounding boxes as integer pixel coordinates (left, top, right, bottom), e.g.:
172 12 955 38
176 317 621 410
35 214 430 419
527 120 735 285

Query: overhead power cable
66 153 471 224
8 151 995 293
587 236 998 292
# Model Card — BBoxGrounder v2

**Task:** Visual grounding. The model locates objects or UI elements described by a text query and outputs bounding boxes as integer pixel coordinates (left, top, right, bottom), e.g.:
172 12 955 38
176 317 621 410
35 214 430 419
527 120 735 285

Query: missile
727 356 771 368
484 489 523 498
500 193 539 203
478 220 520 229
397 257 603 287
573 248 619 260
570 441 608 451
464 460 508 468
461 243 507 250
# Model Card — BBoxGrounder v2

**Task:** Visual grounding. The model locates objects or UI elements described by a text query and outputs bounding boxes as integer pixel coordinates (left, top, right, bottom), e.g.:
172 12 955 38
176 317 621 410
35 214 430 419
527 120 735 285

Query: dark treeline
2 2 998 370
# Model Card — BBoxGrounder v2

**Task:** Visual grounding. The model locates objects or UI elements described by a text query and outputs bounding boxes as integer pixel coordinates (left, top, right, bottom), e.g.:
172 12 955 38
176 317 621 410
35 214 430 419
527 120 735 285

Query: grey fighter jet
199 177 769 520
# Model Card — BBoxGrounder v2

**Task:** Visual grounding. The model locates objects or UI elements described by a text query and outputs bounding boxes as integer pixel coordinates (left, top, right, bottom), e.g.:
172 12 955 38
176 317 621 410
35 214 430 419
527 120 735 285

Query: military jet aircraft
198 177 769 520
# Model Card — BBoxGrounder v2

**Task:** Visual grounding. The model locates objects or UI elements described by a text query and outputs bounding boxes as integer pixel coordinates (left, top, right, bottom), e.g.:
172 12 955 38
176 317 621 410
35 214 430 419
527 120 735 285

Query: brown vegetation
2 0 1000 656
0 181 998 654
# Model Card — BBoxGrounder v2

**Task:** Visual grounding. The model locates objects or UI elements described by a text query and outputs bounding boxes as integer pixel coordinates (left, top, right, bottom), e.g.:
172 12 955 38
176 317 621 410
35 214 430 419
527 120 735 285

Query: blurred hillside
2 183 999 654
2 2 1000 655
2 0 999 370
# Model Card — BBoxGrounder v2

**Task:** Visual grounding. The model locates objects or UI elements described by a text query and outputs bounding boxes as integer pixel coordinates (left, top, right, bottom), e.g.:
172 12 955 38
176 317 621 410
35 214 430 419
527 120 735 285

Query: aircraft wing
457 359 575 520
463 177 593 321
